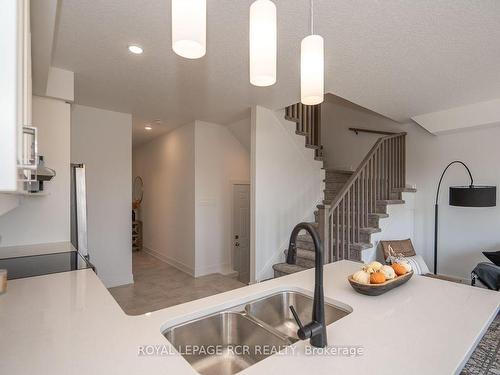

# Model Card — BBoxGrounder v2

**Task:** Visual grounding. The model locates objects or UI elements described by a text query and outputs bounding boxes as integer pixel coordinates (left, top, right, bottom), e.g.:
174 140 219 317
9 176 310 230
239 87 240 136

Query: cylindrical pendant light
301 0 324 105
172 0 206 59
301 35 324 105
249 0 277 87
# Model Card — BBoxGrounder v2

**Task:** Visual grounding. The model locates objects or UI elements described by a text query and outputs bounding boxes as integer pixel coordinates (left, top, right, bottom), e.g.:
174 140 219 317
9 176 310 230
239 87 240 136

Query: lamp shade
301 34 324 105
172 0 206 59
249 0 277 87
449 186 496 207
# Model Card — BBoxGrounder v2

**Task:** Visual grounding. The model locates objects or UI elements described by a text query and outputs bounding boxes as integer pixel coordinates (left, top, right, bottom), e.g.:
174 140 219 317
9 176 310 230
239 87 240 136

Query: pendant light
301 0 324 105
249 0 277 87
171 0 206 59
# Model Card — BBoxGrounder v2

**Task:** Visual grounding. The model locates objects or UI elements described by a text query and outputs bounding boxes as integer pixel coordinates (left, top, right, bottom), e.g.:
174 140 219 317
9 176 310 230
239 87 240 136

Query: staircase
272 103 410 278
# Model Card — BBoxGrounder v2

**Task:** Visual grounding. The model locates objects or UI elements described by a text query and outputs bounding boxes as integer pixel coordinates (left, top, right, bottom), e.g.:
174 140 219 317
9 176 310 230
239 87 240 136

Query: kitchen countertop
0 260 498 374
0 241 76 259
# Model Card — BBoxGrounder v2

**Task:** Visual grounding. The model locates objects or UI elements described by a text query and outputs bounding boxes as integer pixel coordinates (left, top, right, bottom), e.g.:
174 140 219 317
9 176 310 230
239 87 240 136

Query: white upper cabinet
0 0 32 192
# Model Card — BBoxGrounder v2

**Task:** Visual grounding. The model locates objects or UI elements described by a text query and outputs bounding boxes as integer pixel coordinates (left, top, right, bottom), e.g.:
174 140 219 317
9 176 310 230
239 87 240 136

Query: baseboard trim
143 246 195 277
194 263 231 278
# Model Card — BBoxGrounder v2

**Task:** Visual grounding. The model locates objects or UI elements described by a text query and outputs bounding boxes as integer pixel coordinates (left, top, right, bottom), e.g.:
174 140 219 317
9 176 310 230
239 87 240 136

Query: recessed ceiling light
144 125 152 131
128 45 143 54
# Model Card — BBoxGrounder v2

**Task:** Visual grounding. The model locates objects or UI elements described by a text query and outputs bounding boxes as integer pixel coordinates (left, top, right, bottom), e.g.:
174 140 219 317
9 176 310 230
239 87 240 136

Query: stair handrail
349 127 398 136
328 132 407 214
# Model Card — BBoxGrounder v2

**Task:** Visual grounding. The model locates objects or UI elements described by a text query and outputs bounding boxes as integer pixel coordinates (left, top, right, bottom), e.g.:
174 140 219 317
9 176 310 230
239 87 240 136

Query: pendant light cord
310 0 314 35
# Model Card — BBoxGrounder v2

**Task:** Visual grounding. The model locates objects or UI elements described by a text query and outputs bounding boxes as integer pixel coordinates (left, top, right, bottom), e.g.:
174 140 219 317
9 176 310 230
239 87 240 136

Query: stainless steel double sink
162 291 351 375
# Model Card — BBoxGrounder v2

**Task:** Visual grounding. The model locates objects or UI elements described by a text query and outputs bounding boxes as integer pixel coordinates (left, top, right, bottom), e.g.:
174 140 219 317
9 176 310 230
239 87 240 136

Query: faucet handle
289 305 304 330
289 305 322 341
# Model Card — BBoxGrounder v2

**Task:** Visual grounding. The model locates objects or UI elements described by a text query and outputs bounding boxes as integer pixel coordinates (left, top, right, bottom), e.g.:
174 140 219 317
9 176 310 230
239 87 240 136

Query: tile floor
108 251 246 315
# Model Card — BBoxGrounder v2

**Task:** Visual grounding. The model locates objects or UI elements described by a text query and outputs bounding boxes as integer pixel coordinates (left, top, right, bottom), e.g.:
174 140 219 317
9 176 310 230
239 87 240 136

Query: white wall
194 121 250 276
321 96 500 279
251 106 325 281
321 95 402 170
71 105 132 288
133 122 196 275
0 96 70 247
227 117 251 153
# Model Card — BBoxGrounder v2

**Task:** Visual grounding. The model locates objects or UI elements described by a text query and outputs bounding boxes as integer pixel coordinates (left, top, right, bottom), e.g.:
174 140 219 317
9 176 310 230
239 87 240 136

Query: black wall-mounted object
434 161 497 274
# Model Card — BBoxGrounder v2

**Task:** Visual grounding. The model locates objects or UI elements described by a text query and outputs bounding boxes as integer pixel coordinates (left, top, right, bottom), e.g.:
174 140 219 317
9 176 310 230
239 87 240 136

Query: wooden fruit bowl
348 271 413 296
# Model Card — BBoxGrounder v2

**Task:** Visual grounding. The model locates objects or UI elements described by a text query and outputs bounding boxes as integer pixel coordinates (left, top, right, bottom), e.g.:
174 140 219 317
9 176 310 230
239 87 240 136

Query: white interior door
232 184 250 284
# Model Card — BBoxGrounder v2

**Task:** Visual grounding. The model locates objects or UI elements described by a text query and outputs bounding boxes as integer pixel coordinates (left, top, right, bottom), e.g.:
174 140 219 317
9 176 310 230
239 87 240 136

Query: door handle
235 242 240 247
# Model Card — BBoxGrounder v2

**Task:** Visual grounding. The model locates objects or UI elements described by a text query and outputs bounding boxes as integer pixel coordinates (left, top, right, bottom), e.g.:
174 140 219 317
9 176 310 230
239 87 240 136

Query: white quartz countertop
0 241 76 259
0 261 498 375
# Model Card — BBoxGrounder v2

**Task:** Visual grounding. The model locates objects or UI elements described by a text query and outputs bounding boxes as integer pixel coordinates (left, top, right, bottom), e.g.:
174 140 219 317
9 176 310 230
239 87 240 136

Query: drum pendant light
301 0 324 105
172 0 206 59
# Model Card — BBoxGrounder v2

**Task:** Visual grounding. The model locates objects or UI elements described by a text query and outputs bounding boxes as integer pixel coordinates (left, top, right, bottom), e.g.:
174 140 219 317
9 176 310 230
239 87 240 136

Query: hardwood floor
108 251 246 315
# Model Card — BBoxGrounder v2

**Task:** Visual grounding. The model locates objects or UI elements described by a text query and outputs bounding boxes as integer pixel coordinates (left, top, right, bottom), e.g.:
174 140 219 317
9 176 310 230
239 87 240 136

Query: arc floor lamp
434 161 496 274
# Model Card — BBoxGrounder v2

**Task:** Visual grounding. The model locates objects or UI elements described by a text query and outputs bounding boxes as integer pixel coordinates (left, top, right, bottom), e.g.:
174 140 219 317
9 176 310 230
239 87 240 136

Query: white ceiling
52 0 500 145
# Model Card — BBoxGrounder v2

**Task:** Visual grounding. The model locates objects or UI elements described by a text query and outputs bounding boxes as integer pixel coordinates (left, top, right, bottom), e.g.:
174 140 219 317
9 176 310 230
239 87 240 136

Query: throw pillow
388 254 430 275
483 250 500 266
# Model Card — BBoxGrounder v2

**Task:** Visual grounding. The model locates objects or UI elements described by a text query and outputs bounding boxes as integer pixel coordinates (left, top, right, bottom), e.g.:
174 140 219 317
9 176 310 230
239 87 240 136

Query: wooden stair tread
331 241 374 251
392 187 417 193
377 199 405 205
332 225 381 234
305 144 321 150
272 262 310 275
326 169 354 175
284 248 316 260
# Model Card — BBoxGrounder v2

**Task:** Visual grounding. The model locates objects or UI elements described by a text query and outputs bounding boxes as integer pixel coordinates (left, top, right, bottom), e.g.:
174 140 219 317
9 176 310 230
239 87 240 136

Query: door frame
230 181 251 284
